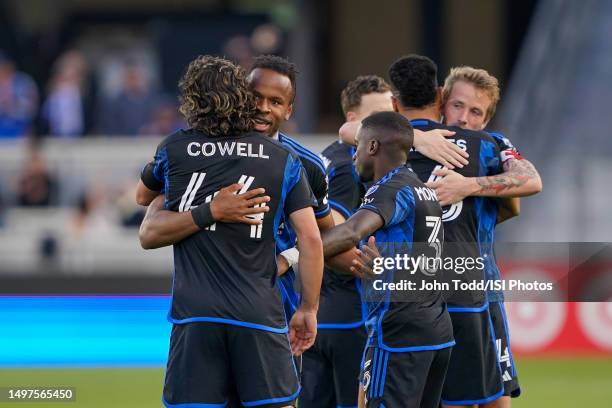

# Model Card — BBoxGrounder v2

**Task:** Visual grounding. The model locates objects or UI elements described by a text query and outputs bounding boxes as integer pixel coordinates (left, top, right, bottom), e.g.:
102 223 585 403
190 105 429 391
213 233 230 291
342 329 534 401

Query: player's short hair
250 55 298 102
340 75 391 116
178 55 256 137
442 66 500 122
388 54 438 109
361 111 414 152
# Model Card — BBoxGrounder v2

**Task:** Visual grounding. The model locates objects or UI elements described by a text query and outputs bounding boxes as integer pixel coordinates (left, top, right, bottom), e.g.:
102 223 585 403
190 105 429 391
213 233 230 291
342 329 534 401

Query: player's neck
397 105 441 123
373 159 404 182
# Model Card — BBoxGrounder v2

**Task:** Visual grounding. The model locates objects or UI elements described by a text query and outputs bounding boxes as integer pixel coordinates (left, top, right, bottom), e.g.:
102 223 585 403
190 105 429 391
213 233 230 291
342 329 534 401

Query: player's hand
425 168 476 206
210 183 270 225
413 129 469 169
350 236 381 279
276 254 290 276
339 121 360 145
289 308 317 356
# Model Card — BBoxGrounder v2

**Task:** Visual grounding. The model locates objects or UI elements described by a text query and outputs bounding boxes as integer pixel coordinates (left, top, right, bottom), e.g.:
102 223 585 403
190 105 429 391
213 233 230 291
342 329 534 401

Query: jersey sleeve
284 155 318 216
307 159 331 219
359 184 415 228
327 162 362 219
151 142 170 192
141 160 165 192
488 131 524 165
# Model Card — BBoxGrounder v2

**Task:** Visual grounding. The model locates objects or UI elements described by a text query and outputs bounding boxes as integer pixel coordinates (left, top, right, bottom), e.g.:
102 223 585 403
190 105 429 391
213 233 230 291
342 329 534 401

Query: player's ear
284 103 293 120
391 96 400 113
368 139 379 155
346 111 357 122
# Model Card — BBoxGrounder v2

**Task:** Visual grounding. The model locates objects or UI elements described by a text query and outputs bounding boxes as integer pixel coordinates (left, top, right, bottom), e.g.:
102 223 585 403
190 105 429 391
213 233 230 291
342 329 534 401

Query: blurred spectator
139 96 184 136
97 61 158 135
15 146 57 207
41 50 95 137
70 187 120 239
223 35 254 71
0 51 39 138
116 181 145 227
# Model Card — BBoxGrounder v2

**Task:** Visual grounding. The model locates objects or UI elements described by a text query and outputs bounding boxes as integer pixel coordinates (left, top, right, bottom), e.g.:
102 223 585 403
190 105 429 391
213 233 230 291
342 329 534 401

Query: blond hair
442 66 500 122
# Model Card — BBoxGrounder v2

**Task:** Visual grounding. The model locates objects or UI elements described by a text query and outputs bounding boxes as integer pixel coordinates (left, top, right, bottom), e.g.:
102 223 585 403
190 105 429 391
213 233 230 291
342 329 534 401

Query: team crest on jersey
365 185 379 197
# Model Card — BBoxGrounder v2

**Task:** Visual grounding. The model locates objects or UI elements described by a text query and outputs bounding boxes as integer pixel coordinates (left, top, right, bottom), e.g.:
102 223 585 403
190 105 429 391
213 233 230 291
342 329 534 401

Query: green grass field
0 357 610 407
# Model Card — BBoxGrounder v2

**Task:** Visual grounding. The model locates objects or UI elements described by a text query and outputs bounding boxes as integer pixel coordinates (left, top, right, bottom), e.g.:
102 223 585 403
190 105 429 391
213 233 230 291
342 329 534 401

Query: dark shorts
300 327 367 408
489 301 521 398
360 345 452 408
163 322 300 408
442 305 518 405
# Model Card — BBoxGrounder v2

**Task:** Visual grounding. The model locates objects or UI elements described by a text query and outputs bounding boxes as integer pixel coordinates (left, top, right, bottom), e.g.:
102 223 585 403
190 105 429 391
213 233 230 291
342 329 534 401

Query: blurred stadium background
0 0 611 406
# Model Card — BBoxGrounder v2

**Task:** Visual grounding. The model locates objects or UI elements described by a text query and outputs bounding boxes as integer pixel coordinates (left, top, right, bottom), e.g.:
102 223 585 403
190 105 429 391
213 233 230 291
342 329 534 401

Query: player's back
408 119 502 308
318 140 367 327
153 129 314 331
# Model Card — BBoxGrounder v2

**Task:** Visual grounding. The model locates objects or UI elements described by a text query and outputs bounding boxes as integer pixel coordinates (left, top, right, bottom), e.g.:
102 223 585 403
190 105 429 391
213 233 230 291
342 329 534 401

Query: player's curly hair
340 75 391 117
388 54 438 109
178 55 256 137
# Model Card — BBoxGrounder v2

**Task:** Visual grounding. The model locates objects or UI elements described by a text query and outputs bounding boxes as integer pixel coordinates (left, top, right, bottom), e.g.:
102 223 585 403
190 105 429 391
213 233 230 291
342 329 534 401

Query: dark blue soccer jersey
409 119 504 310
150 129 317 332
484 131 522 302
317 141 368 328
276 133 330 318
358 164 454 350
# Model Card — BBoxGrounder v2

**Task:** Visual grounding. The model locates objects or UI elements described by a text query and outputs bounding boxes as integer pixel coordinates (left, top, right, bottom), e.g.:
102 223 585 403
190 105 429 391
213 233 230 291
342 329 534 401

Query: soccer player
431 66 541 407
321 111 455 408
387 55 541 408
246 55 334 324
300 75 393 408
137 55 332 304
139 55 323 407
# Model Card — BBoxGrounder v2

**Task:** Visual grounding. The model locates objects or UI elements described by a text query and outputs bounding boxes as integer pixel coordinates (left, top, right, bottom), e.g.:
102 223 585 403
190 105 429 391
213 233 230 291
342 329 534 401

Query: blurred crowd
0 49 185 139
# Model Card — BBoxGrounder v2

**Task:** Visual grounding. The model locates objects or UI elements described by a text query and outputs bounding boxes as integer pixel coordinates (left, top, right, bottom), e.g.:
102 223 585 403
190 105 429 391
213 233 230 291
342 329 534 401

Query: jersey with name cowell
409 119 505 310
359 164 454 351
317 140 368 329
275 133 330 320
150 129 317 332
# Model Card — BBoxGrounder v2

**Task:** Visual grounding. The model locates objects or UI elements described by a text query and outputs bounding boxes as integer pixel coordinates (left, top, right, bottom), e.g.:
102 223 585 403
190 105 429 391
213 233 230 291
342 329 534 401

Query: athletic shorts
300 327 367 408
360 345 452 408
442 306 510 405
163 322 300 407
489 301 521 398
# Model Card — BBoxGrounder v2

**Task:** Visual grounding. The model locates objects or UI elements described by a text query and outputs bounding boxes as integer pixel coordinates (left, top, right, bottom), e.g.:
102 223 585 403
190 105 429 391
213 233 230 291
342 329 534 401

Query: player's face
248 68 293 136
353 126 374 182
442 80 492 130
352 91 393 121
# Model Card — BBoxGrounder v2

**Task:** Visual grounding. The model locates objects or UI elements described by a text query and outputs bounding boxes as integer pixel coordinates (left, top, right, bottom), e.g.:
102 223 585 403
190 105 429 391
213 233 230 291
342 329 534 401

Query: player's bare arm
426 158 542 206
277 209 335 277
286 207 324 356
497 197 520 224
139 184 270 249
340 120 468 169
135 179 161 206
321 209 383 276
136 161 163 205
412 128 469 169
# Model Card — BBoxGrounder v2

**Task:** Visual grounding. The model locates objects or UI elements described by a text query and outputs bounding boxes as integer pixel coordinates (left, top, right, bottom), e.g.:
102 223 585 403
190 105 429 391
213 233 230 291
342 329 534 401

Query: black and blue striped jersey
318 141 368 329
409 119 504 310
276 133 330 319
484 131 522 302
150 129 316 332
359 164 454 350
